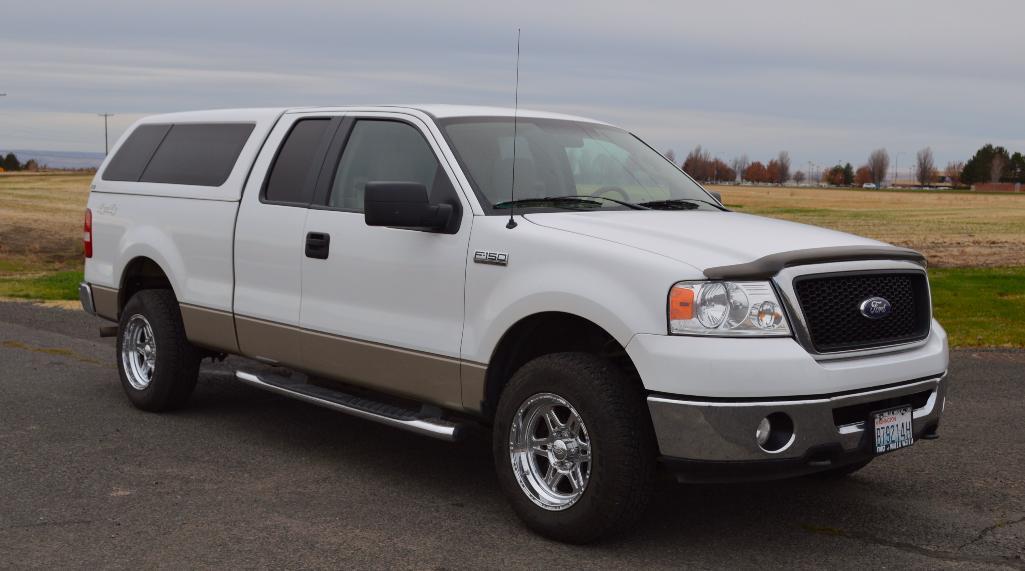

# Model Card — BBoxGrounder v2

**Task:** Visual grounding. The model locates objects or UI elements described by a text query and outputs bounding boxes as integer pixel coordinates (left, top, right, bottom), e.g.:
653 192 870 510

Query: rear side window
101 124 171 182
264 119 332 204
102 122 255 187
140 124 254 186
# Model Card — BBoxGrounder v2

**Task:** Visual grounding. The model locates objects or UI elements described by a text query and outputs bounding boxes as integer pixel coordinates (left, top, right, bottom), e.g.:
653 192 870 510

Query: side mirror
709 191 723 203
364 182 453 231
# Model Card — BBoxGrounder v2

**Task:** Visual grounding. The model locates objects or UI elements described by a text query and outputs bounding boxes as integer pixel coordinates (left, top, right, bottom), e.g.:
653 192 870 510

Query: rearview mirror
364 182 453 231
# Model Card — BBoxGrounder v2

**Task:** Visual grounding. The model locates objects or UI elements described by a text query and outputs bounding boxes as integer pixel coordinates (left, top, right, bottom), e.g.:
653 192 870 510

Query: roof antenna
506 28 521 230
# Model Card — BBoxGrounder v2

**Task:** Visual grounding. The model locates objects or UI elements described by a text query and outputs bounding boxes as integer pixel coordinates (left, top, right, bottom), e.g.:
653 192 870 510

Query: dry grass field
710 185 1025 268
0 173 89 275
1 174 1024 346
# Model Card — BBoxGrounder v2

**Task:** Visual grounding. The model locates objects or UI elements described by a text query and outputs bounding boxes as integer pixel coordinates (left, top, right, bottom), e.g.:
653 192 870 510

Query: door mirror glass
364 182 453 231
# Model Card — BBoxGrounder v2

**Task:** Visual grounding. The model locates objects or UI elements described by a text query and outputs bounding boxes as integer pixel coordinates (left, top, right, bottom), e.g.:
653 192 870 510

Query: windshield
440 117 717 213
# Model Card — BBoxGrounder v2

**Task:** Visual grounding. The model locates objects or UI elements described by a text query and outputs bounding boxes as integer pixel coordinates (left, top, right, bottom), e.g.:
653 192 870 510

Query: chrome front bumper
79 282 96 315
648 374 946 463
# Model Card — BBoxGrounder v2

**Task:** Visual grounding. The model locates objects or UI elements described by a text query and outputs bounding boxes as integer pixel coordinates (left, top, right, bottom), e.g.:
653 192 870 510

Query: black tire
116 289 201 411
492 352 657 544
810 458 873 479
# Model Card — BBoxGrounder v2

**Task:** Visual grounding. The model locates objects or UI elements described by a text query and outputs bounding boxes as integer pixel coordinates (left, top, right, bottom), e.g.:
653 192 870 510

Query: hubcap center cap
552 439 569 460
549 437 581 468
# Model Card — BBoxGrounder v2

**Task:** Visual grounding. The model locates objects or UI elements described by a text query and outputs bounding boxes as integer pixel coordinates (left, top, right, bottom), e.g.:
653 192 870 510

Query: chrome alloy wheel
122 314 157 390
509 393 592 511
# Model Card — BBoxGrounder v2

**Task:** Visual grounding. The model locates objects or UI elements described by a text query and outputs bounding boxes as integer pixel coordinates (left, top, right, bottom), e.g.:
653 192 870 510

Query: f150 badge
474 250 509 266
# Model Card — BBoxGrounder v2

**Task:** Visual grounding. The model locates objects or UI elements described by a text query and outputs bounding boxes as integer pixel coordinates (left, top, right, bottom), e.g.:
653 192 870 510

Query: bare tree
915 147 935 187
867 148 890 187
776 151 791 184
945 161 964 186
793 170 806 184
990 154 1007 183
731 154 750 182
663 149 677 164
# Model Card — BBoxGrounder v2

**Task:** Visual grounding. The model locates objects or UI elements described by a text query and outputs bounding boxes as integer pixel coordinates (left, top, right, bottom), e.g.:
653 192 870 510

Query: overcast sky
2 0 1023 173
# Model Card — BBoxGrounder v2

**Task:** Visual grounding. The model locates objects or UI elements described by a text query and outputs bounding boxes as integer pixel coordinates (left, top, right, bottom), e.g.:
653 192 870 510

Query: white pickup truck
81 105 948 543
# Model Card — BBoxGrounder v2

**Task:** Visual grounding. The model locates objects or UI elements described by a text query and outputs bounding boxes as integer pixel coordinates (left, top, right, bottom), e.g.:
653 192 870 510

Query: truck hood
523 210 890 274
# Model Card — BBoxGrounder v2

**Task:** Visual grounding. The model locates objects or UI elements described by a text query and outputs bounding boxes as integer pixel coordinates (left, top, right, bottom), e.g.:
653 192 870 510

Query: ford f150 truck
80 105 948 543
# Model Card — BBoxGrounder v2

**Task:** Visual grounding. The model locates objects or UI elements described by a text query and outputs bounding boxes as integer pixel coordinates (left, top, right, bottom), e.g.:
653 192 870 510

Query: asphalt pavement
1 301 1023 569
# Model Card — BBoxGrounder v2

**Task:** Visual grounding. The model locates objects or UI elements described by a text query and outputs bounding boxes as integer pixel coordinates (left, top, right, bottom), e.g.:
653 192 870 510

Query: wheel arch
118 256 176 314
481 311 641 418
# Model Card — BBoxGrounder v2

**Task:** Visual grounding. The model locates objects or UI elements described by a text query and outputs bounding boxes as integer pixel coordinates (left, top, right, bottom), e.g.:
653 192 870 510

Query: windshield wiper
494 195 648 210
585 196 649 210
493 196 603 210
637 198 724 210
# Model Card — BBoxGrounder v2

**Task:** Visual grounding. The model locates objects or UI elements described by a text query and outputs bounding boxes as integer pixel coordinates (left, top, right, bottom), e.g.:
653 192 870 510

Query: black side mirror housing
364 182 453 231
709 191 723 203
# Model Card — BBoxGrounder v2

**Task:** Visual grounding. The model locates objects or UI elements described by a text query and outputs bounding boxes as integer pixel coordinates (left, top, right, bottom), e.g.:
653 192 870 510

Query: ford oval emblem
859 297 892 319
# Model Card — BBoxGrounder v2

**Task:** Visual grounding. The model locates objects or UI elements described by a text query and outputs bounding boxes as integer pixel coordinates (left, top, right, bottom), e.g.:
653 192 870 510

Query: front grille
794 271 931 353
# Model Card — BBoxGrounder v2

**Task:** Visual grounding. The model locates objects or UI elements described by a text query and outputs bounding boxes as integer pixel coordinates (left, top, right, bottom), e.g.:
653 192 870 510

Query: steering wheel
588 186 630 201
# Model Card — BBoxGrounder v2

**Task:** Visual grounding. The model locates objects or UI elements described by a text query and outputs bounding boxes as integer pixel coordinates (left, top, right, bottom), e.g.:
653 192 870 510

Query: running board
234 371 464 441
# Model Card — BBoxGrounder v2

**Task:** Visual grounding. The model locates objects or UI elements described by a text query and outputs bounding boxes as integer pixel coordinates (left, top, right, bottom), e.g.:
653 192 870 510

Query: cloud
1 0 1023 166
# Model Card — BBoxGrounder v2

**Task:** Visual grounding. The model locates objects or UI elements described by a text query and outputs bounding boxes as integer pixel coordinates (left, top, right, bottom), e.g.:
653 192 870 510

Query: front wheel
493 353 656 543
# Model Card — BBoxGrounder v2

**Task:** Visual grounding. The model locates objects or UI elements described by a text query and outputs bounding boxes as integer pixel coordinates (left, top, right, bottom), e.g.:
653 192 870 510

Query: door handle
305 232 330 259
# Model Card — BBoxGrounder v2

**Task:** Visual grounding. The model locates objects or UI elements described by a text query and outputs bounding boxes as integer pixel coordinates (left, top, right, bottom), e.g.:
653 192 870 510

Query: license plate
874 406 914 454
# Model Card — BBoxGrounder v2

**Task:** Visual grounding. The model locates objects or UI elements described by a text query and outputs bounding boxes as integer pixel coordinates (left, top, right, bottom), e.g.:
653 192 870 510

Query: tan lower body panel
92 285 119 321
301 327 464 410
235 315 303 366
234 315 477 412
180 304 239 353
460 362 488 413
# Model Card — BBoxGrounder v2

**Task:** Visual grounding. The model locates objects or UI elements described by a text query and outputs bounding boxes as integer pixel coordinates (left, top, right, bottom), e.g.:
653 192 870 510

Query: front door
299 114 472 409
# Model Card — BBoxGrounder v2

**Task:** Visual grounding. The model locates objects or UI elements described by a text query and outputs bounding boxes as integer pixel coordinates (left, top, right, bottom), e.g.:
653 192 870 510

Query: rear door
298 112 472 408
233 114 341 365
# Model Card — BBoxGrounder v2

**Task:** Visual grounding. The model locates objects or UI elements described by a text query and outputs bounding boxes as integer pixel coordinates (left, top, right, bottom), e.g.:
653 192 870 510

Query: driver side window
329 120 444 211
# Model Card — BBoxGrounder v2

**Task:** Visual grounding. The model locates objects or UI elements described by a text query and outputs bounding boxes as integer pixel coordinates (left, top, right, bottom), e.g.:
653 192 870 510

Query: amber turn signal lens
669 286 695 321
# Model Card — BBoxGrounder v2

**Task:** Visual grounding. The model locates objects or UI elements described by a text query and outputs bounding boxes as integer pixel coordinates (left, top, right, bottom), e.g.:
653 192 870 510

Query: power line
98 113 114 155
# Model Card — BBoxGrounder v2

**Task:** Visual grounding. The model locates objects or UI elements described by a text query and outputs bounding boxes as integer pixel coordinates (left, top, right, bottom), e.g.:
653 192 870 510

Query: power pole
98 113 114 155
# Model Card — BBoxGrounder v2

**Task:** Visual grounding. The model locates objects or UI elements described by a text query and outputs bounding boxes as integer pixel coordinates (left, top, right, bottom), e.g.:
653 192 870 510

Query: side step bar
235 371 464 442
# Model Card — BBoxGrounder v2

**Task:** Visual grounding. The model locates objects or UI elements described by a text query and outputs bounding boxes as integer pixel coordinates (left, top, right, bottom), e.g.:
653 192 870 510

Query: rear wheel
493 352 656 543
116 289 200 411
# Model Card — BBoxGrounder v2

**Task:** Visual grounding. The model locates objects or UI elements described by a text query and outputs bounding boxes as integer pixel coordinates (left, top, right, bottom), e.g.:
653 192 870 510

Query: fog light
756 417 771 447
756 412 795 453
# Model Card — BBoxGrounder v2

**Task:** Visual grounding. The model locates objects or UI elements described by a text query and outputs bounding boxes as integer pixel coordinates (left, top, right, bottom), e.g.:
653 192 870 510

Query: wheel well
119 257 174 313
482 312 639 418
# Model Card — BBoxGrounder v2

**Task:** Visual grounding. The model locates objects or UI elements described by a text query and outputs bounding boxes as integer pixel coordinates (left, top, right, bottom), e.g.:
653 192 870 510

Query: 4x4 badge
474 251 509 266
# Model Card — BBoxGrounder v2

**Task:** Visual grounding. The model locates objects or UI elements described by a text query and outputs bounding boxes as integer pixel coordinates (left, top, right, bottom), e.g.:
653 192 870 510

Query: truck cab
81 105 948 543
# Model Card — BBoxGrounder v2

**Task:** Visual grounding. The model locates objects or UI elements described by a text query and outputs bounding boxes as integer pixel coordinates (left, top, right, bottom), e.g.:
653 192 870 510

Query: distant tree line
674 146 792 184
0 152 39 172
666 142 1025 189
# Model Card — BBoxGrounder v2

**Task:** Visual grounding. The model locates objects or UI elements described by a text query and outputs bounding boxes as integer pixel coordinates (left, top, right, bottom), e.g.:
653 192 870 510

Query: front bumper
649 374 946 482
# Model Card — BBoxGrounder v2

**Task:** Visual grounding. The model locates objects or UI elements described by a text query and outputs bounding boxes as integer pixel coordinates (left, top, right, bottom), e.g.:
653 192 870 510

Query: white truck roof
137 105 608 126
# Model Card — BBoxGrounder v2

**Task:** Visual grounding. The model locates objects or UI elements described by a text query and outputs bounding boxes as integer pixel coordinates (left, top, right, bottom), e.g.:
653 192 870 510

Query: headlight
668 281 790 336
